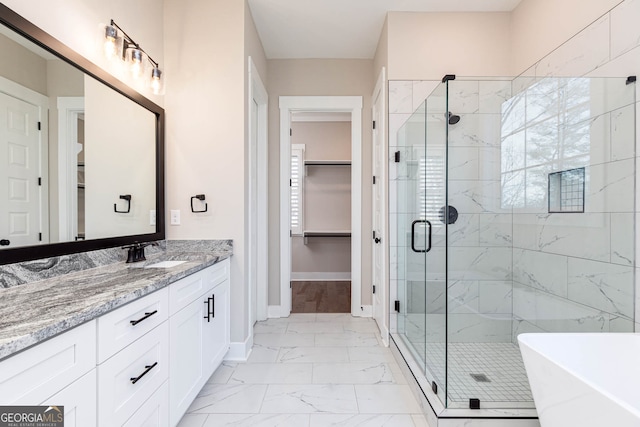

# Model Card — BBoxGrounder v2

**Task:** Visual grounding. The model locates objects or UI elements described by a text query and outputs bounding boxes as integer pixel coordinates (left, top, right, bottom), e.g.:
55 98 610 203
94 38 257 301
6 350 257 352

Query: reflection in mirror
0 20 157 251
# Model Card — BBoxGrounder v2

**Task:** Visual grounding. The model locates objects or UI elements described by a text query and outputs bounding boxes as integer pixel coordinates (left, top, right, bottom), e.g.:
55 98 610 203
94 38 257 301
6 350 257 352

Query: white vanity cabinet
0 320 97 425
169 258 230 426
0 258 230 427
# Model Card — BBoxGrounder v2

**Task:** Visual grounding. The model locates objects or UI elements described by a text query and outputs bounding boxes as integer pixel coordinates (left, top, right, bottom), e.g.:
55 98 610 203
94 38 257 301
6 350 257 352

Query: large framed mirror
0 3 165 265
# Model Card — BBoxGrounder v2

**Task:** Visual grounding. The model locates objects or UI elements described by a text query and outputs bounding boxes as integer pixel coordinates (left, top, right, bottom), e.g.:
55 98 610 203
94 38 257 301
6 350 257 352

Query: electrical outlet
150 210 156 226
170 209 180 225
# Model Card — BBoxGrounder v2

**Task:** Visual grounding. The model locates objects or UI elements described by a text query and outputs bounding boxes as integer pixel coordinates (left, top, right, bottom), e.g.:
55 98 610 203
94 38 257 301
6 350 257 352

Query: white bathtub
518 333 640 427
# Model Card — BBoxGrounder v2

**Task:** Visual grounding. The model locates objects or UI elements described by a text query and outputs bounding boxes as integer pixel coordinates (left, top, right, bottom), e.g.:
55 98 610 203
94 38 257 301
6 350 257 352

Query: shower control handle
411 220 432 253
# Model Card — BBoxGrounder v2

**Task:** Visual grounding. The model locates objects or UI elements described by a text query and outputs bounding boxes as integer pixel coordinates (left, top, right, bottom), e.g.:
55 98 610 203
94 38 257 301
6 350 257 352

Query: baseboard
354 304 372 317
291 272 351 281
268 305 283 318
224 334 253 361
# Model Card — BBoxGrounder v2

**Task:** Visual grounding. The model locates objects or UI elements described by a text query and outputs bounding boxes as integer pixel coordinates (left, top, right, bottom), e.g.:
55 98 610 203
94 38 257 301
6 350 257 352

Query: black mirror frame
0 3 165 266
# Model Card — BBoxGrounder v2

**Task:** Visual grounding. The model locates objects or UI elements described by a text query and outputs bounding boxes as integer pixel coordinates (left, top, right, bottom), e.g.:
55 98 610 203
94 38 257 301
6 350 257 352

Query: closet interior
290 113 352 313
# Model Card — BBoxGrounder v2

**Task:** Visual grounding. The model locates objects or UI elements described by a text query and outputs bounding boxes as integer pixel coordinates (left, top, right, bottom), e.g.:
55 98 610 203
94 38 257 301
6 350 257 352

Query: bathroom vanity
0 252 230 427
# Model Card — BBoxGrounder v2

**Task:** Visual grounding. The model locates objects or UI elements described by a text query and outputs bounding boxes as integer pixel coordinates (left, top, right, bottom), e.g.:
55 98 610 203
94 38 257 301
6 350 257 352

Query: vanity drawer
169 269 207 315
0 320 96 405
98 321 168 427
97 287 168 363
207 258 229 288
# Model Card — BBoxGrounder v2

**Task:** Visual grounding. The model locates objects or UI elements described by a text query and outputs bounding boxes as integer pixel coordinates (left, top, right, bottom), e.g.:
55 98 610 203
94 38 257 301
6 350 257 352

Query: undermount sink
144 260 187 268
518 333 640 427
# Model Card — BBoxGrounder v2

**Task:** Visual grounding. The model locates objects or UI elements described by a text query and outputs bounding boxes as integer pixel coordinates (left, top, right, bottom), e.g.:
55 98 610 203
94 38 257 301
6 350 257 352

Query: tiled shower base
414 341 534 407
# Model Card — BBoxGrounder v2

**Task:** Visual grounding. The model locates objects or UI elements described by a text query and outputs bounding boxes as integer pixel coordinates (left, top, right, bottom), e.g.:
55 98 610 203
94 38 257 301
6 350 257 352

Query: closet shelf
303 230 351 245
304 160 351 166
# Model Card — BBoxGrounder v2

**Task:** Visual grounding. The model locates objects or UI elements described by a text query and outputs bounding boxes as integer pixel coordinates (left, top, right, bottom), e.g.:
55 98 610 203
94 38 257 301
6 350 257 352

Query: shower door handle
411 219 432 253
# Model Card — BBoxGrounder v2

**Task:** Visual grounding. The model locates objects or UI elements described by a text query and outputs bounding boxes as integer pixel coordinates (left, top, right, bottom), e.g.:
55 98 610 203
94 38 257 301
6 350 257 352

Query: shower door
396 82 448 406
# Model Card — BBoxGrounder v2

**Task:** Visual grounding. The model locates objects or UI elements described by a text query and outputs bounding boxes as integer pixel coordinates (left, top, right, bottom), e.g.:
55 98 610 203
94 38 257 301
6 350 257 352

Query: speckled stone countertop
0 246 231 360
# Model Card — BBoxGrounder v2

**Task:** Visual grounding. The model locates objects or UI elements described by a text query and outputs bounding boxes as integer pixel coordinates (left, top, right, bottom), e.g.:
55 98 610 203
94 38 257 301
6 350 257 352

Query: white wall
510 0 624 75
164 0 268 347
386 12 512 80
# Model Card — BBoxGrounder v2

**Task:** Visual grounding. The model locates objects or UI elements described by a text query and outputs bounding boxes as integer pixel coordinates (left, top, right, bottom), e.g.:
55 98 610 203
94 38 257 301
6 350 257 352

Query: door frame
371 67 389 345
247 57 269 333
279 96 363 317
57 96 84 242
0 75 49 244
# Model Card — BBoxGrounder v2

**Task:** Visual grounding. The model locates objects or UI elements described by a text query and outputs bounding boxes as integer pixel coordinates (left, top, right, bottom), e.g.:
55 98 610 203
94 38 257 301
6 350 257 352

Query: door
0 92 42 248
371 79 386 341
395 81 448 406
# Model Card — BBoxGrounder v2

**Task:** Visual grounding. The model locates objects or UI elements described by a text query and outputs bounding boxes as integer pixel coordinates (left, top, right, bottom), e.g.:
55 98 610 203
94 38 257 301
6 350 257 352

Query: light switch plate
170 210 180 225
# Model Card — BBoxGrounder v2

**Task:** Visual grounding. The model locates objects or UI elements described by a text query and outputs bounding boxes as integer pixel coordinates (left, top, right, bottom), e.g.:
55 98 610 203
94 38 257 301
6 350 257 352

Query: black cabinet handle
130 362 157 384
0 239 10 246
203 297 213 322
203 295 215 322
129 310 158 326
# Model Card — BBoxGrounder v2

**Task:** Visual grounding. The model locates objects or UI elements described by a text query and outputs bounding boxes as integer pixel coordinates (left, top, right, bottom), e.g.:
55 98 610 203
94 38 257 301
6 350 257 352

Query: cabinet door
123 381 168 427
203 279 230 377
169 296 206 426
43 370 97 427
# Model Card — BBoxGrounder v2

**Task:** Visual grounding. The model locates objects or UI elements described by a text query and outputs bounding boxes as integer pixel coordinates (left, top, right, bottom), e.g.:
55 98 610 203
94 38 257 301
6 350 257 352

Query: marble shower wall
507 77 636 339
508 0 640 337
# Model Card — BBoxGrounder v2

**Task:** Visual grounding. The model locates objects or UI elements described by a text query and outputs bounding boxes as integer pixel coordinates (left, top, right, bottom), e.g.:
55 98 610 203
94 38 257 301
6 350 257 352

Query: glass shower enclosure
391 75 636 417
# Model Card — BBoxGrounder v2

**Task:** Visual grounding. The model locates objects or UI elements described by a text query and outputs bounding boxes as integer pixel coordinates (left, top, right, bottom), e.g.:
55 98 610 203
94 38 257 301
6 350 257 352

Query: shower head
448 112 461 125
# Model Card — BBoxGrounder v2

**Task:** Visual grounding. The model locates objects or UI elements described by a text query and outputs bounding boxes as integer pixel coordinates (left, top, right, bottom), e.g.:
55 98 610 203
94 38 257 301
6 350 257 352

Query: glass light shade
127 47 145 78
150 67 163 95
103 24 118 59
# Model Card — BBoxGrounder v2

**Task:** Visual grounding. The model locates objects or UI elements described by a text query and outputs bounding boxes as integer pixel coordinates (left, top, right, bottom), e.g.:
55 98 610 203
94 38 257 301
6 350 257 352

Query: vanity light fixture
103 19 163 94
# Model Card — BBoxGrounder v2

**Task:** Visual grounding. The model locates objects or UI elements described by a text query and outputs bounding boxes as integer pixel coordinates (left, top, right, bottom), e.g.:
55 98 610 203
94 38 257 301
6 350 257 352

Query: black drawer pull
130 310 158 326
130 362 158 384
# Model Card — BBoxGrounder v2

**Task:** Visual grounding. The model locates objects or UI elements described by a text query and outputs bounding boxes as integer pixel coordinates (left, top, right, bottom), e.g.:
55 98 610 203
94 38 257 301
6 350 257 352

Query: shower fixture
448 112 461 125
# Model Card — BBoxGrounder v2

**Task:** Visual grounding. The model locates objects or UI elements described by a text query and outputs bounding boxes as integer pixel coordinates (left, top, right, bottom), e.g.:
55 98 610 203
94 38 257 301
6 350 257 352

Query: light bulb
129 48 143 78
104 24 117 59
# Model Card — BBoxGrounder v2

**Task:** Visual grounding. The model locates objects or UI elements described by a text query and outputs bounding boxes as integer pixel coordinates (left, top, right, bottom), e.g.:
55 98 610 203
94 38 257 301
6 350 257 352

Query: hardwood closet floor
291 281 351 313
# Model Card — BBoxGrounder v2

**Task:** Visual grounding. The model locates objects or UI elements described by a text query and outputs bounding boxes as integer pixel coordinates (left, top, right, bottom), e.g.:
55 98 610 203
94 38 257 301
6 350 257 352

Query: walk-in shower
390 75 636 423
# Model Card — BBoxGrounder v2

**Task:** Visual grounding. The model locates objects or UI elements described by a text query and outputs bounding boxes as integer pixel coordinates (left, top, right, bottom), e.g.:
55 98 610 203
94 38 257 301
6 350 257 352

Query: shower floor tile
401 336 533 406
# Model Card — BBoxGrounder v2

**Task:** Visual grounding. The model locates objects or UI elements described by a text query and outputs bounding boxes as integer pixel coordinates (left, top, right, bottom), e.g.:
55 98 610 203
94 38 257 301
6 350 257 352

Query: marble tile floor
178 313 430 427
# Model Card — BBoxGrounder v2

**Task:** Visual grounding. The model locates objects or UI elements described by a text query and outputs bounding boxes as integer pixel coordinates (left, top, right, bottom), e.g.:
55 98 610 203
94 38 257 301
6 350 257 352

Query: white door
0 92 42 248
372 77 387 343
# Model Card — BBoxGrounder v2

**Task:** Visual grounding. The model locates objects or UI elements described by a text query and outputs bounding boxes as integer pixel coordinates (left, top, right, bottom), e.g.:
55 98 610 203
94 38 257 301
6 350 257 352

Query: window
501 77 591 209
290 145 304 235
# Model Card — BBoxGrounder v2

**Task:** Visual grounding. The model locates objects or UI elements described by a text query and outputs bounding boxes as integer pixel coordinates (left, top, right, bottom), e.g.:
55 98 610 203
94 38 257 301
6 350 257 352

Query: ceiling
248 0 524 59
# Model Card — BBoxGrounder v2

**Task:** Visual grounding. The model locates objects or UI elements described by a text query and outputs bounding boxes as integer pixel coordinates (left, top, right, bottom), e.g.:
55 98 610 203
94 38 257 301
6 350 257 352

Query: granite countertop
0 249 231 360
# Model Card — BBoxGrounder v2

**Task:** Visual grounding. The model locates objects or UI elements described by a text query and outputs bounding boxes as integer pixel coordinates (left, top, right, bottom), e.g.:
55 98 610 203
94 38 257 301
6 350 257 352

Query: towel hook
191 194 207 213
114 194 131 213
